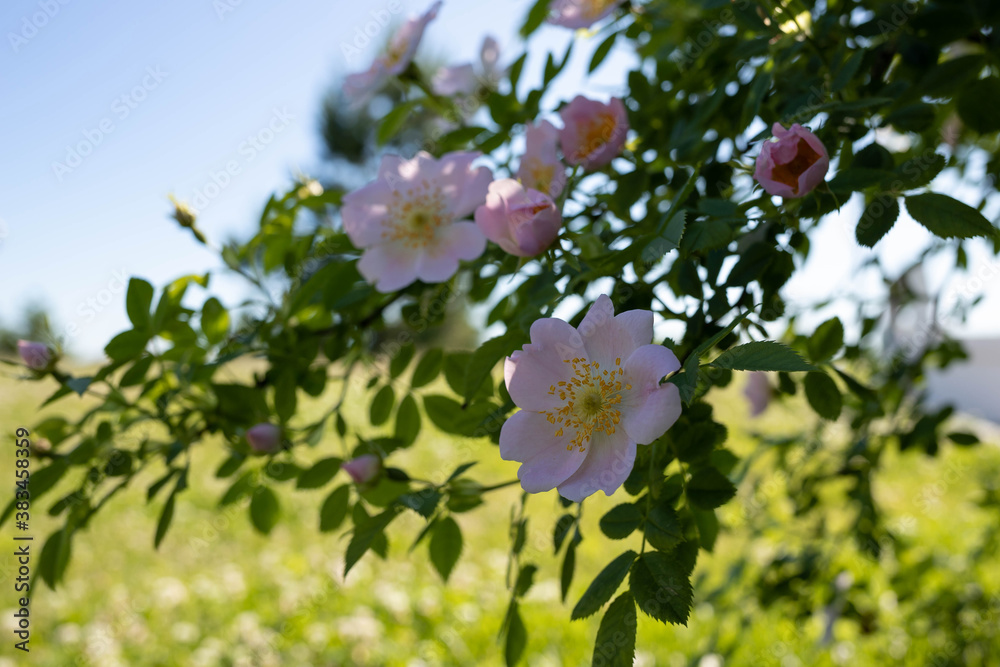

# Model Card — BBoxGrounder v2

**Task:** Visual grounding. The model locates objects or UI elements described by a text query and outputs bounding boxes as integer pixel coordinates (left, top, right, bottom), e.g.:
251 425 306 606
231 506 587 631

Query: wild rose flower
342 454 381 485
475 179 562 257
500 295 682 502
744 372 772 417
17 340 51 370
754 122 830 198
246 423 281 454
432 35 502 96
547 0 623 29
517 120 565 197
344 1 441 104
559 96 629 171
342 151 491 292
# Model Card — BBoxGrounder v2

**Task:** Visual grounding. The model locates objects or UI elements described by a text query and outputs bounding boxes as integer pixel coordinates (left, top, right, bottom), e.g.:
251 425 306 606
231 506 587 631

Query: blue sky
1 0 997 359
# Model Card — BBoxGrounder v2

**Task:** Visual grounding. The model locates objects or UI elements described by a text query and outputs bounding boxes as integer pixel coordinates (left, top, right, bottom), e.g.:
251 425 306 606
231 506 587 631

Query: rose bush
8 0 1000 664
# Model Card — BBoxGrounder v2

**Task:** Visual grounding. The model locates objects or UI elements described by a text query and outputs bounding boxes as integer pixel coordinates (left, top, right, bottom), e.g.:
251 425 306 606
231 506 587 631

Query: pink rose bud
559 96 629 171
17 340 51 370
744 372 772 417
342 454 381 485
246 423 281 454
475 179 562 257
754 123 830 198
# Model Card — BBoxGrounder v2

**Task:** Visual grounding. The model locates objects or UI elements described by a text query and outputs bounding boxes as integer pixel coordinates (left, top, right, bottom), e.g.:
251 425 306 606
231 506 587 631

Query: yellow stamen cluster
383 182 447 249
542 356 633 452
580 111 618 157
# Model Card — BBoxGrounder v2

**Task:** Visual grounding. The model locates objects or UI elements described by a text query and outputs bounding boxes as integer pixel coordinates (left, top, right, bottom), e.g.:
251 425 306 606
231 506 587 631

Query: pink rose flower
517 119 565 197
246 423 281 454
547 0 623 29
754 122 830 198
432 35 503 96
744 372 772 417
343 151 491 292
559 96 629 171
342 454 381 485
500 295 683 502
17 340 51 370
475 179 562 257
344 1 441 105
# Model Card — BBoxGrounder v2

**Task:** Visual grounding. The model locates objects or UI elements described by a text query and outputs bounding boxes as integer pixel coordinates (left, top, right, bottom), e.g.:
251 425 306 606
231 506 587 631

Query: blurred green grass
1 365 998 666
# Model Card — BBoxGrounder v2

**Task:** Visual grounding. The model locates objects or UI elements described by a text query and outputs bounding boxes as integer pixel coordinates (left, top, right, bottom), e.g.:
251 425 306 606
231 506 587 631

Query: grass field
1 364 998 666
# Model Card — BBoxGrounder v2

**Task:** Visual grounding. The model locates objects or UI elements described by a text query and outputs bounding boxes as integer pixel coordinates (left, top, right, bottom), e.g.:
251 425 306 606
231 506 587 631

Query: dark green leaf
957 77 1000 134
572 551 636 620
370 385 395 426
591 593 637 667
394 394 421 447
201 297 230 345
319 485 351 532
345 508 399 575
645 501 684 551
630 551 693 625
589 31 618 72
807 317 844 362
296 457 343 489
39 528 73 590
905 193 997 240
600 503 641 539
804 371 843 421
411 348 444 388
710 341 815 372
249 486 280 535
104 330 149 361
505 601 528 667
856 196 899 248
687 468 737 510
154 494 175 549
389 343 416 378
126 278 154 330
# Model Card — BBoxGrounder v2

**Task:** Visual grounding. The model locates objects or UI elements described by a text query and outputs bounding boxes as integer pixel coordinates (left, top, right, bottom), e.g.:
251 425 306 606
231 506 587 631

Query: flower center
771 138 820 194
523 159 554 194
542 356 633 452
384 185 447 248
580 111 618 159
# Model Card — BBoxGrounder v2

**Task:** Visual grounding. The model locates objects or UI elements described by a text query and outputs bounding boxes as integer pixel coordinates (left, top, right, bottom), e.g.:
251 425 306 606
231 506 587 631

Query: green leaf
394 394 422 447
126 278 154 331
296 457 343 489
429 516 463 582
600 503 642 539
645 501 684 551
589 31 618 72
154 493 176 549
319 485 351 532
464 334 515 402
561 529 580 602
686 468 737 510
710 341 815 372
39 528 73 590
219 471 256 506
807 317 844 363
948 431 979 446
504 601 528 667
398 488 441 518
104 330 149 361
249 486 280 535
591 593 637 667
572 551 637 620
28 459 69 500
370 385 395 426
904 193 997 240
514 564 537 597
630 552 693 625
389 343 416 378
376 100 417 146
344 508 400 576
804 371 843 421
411 348 444 388
957 77 1000 134
201 297 230 345
520 0 550 38
693 509 719 551
856 196 900 248
120 355 153 387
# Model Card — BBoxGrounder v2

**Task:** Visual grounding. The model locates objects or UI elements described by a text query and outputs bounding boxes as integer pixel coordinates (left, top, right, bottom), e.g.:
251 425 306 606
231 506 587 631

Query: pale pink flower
432 35 503 96
754 123 830 198
344 1 441 105
475 179 562 257
500 295 682 502
342 454 381 485
246 423 281 454
744 372 772 417
547 0 624 29
17 340 51 370
517 120 565 197
342 151 491 292
559 96 629 171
